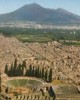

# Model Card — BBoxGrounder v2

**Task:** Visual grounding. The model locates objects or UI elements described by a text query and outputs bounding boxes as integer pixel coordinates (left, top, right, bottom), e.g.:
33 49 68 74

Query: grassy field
59 40 80 46
17 35 80 46
7 79 43 88
16 34 52 43
0 27 80 44
63 41 80 46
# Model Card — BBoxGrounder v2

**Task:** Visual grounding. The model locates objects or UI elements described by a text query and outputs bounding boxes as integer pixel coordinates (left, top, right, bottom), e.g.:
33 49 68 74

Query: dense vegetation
5 59 53 83
0 27 80 44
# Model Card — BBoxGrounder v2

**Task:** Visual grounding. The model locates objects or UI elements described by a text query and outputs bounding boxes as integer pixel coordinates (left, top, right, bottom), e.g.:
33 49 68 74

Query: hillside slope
0 35 80 85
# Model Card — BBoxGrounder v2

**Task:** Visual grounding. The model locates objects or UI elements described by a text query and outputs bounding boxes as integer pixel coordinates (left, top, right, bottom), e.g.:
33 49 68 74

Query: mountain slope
0 3 80 24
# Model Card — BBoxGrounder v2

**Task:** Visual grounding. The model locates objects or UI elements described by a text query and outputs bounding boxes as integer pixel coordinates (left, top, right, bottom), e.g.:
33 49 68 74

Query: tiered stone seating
11 92 55 100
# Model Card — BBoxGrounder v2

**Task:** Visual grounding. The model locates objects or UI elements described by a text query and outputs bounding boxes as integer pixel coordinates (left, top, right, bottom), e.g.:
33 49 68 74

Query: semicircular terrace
6 77 45 88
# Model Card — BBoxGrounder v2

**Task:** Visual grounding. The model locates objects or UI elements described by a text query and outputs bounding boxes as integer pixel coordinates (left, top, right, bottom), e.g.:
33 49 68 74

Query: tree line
1 27 80 41
4 59 53 83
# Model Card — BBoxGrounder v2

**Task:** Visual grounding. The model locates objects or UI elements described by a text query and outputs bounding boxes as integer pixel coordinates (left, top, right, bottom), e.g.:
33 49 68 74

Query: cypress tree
35 67 39 78
22 60 26 75
34 67 36 77
4 64 8 75
22 60 26 68
25 68 28 76
18 64 23 76
39 69 42 78
13 58 18 76
14 58 17 68
32 66 35 77
45 70 48 82
28 64 32 76
49 68 53 83
42 67 44 79
37 66 40 78
10 63 14 77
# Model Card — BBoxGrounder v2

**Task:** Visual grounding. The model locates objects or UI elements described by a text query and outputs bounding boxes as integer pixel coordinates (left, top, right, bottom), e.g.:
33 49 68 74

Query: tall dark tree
4 58 53 83
18 64 23 76
28 64 33 76
9 63 14 76
22 60 26 68
22 60 26 75
42 68 44 79
39 69 42 78
25 68 28 76
35 67 39 78
37 66 40 78
32 66 35 77
49 68 53 83
14 58 17 68
45 70 48 82
13 58 18 76
4 64 8 75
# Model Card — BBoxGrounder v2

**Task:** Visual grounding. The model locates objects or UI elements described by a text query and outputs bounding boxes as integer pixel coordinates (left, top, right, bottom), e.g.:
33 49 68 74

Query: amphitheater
0 76 80 100
0 77 56 100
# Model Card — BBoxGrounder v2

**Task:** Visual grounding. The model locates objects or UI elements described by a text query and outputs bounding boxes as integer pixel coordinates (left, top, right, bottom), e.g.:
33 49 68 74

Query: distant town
0 22 80 30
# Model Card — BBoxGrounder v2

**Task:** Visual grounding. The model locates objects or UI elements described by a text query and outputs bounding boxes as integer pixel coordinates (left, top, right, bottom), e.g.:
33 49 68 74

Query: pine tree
49 68 53 83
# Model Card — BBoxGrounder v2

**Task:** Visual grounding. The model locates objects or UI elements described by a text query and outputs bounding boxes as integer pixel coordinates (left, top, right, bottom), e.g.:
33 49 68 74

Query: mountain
0 3 80 24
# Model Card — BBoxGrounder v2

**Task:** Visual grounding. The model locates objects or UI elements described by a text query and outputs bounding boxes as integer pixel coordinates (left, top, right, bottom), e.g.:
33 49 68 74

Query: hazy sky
0 0 80 15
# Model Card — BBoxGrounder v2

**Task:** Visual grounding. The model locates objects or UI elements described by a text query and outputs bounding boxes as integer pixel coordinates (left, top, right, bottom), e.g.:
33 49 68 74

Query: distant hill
0 3 80 24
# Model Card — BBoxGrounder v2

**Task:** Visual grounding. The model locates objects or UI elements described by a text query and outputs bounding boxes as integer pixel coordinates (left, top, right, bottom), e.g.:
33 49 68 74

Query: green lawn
7 79 43 88
16 34 52 43
28 80 42 86
63 42 80 46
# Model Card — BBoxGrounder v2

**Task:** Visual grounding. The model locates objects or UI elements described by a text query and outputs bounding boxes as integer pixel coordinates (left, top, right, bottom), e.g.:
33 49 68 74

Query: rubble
0 35 80 85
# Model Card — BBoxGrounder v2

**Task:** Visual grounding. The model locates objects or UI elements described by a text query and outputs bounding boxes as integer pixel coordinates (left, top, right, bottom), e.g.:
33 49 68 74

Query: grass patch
16 34 52 43
61 41 80 46
7 79 43 88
